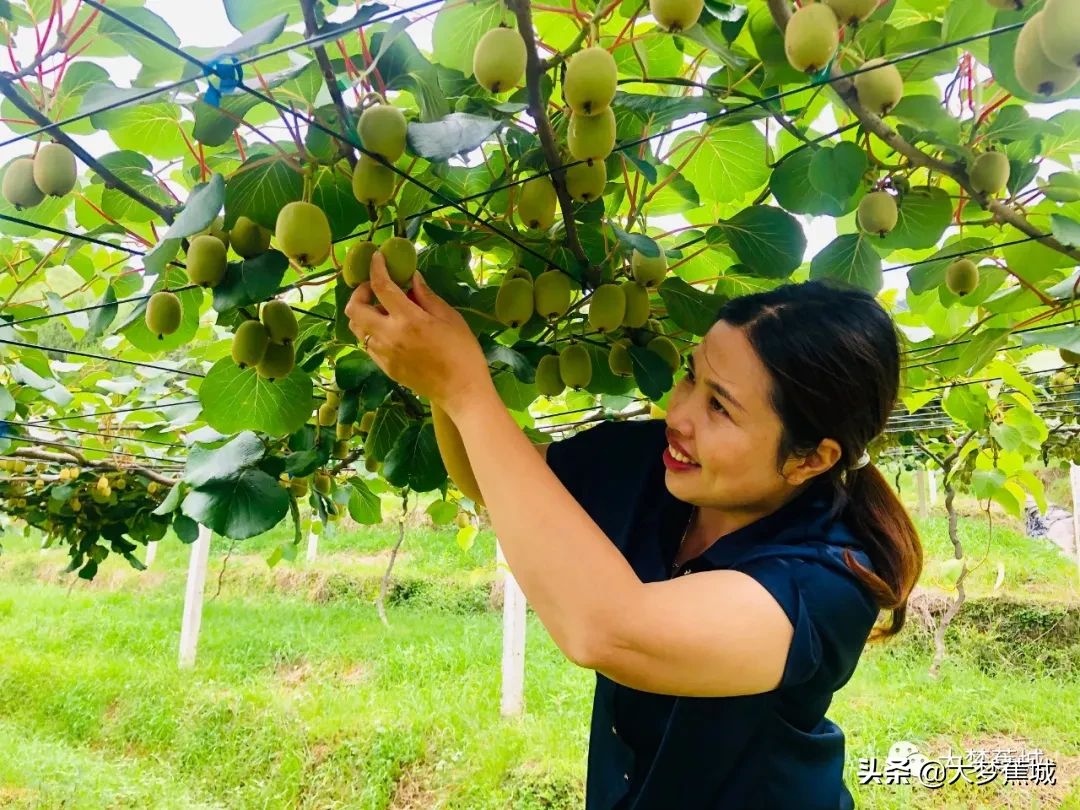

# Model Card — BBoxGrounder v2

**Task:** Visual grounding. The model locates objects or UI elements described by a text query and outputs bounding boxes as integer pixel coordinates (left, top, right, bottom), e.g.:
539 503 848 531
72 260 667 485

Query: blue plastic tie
202 57 244 108
809 52 838 86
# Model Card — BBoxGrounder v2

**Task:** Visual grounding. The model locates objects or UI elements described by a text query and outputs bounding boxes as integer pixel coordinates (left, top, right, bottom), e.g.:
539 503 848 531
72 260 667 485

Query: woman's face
662 321 813 512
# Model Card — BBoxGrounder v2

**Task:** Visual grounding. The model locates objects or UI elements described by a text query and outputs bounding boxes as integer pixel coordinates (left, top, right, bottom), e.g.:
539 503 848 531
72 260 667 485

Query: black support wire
3 285 199 328
0 338 205 377
0 419 185 449
20 400 199 426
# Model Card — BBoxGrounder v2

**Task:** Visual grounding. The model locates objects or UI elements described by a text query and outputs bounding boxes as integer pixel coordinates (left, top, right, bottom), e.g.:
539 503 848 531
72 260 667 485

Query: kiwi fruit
620 280 650 328
784 3 840 73
379 237 417 287
945 259 980 296
647 335 681 374
343 240 379 287
145 291 182 339
559 342 592 390
2 158 45 209
1038 0 1080 69
749 6 789 65
290 476 309 497
496 277 535 328
1014 12 1080 98
1060 348 1080 365
854 58 903 115
502 267 533 285
199 216 230 250
565 158 607 203
275 201 331 266
517 176 557 230
567 107 616 164
261 299 299 346
632 249 668 287
314 473 331 495
186 234 228 288
359 410 376 433
473 26 527 94
336 421 353 440
588 283 626 333
969 151 1011 195
857 191 898 237
230 216 271 259
364 455 381 473
318 403 338 427
32 143 76 196
608 337 634 377
352 154 396 207
534 269 572 320
231 319 270 368
357 103 408 162
326 390 342 409
649 0 705 33
431 404 485 506
825 0 876 26
257 341 296 381
332 439 350 459
456 511 471 529
564 47 618 116
535 354 565 397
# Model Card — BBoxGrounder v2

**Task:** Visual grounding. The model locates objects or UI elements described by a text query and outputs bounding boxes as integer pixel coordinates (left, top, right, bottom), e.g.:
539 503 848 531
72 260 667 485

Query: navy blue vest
546 418 880 810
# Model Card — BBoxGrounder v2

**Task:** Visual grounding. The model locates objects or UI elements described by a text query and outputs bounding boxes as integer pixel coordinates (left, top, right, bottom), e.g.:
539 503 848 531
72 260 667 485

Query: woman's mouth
663 444 700 471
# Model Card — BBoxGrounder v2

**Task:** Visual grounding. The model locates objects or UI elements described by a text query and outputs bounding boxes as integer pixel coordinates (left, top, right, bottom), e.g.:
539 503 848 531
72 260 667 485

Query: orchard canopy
2 0 1080 577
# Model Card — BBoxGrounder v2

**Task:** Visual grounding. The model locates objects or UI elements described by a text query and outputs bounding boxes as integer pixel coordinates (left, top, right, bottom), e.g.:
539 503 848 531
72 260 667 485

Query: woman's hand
344 252 491 416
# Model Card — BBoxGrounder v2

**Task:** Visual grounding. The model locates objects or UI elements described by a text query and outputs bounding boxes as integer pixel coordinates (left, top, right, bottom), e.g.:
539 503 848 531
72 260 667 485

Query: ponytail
838 463 923 641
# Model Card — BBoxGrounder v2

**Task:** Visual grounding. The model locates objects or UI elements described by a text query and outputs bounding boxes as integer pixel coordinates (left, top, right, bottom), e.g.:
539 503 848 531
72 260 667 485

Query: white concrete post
916 468 928 519
145 541 158 568
306 529 318 563
497 539 527 716
178 525 212 669
1071 464 1080 573
928 469 938 506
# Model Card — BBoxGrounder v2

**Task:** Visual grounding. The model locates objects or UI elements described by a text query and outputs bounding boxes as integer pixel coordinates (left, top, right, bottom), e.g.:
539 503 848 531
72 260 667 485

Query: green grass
0 504 1078 809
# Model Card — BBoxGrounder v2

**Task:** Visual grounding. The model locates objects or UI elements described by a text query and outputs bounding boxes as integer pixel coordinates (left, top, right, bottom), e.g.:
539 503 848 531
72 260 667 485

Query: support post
178 524 211 669
916 468 928 519
928 468 938 507
306 529 318 563
1071 464 1080 573
145 541 158 568
497 539 527 716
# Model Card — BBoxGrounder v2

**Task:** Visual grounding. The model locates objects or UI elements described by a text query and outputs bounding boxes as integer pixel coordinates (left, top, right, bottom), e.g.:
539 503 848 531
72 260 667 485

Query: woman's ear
782 438 842 486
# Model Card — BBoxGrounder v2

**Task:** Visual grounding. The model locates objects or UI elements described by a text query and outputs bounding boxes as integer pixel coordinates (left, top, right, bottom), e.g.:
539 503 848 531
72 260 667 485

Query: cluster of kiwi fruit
282 403 379 498
1 143 77 210
227 299 299 380
1011 0 1080 99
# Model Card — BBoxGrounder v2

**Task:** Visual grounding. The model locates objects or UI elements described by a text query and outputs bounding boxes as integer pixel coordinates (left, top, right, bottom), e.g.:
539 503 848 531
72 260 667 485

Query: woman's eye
710 398 726 414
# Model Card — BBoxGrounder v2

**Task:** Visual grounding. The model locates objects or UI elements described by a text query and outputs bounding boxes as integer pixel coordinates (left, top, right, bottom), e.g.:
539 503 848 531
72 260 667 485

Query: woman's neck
683 484 810 557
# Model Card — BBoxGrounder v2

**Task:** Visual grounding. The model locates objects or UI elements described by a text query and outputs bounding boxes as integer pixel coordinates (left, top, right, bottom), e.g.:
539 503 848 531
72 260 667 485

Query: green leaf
184 431 266 488
310 163 368 241
890 95 962 143
493 369 538 412
371 30 450 122
364 405 410 463
943 383 990 431
809 234 883 293
199 358 314 438
666 122 768 204
86 284 118 339
211 250 290 312
335 351 393 411
614 91 721 128
609 223 660 257
224 154 304 233
957 328 1010 377
426 499 458 525
382 423 447 492
658 276 726 336
1038 172 1080 203
1016 469 1047 514
628 345 674 401
223 0 300 31
406 113 502 162
771 148 858 217
877 187 951 251
163 174 225 240
348 477 382 524
1051 214 1080 248
457 525 479 552
0 385 13 420
173 514 199 544
91 102 188 160
152 482 186 516
181 469 289 540
141 238 182 280
1020 325 1080 352
971 467 1006 500
808 142 867 202
209 13 288 61
98 7 186 83
432 0 505 78
709 205 806 279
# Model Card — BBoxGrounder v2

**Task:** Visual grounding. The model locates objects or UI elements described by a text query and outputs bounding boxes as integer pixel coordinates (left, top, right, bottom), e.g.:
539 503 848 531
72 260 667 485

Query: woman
345 257 922 810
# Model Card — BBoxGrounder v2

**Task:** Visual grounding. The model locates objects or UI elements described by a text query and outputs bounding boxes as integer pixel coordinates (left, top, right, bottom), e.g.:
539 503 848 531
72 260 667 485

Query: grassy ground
0 501 1078 809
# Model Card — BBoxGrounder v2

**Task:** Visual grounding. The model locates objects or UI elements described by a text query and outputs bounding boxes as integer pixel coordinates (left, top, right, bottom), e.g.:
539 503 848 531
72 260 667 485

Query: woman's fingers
369 252 412 314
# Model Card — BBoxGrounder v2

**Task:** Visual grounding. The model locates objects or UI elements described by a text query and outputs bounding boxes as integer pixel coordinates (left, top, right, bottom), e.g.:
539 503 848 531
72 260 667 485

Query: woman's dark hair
715 279 921 641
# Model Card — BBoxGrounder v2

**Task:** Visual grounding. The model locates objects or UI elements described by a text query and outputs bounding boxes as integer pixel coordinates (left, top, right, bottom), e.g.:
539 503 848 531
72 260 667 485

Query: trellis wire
19 400 200 426
0 419 185 449
0 338 206 377
3 285 199 328
4 434 184 465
